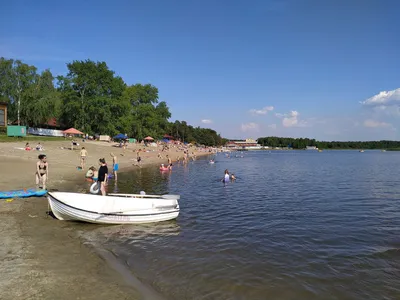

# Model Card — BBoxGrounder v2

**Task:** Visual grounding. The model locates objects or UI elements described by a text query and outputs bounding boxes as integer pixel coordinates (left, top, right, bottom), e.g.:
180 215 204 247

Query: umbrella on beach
114 133 127 140
144 136 154 141
63 128 83 135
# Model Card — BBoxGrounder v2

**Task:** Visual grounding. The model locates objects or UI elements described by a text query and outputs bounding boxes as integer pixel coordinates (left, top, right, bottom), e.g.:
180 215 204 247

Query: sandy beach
0 139 212 300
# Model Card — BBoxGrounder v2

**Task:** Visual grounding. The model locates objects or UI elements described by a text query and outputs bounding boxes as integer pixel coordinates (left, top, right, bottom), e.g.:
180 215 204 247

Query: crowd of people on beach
33 139 231 195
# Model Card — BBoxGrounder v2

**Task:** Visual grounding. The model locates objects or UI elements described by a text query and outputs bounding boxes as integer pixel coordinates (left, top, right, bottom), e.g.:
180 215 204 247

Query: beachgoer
231 173 236 181
85 166 97 182
98 158 108 196
25 143 31 151
80 147 88 169
36 154 48 190
167 155 172 165
223 169 230 183
110 152 118 181
136 150 142 167
35 143 43 151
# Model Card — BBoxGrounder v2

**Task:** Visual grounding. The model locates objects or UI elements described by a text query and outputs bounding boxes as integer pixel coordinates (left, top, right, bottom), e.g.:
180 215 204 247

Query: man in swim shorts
80 147 88 170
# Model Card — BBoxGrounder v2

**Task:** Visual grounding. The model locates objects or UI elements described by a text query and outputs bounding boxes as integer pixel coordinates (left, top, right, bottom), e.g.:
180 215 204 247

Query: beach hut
0 102 7 128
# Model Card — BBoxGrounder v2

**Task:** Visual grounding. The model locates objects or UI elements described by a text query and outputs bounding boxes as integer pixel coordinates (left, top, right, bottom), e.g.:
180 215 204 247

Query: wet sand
0 197 141 299
0 140 212 299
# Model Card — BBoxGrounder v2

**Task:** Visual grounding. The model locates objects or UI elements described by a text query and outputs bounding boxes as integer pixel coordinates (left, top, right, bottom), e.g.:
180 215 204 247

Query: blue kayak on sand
0 189 48 199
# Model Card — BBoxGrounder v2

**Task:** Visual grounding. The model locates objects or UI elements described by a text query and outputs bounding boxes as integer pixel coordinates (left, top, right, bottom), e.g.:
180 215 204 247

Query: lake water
81 150 400 300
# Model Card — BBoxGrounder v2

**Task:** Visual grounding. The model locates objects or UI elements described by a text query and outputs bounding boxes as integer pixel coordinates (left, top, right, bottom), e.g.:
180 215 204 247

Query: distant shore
0 140 211 299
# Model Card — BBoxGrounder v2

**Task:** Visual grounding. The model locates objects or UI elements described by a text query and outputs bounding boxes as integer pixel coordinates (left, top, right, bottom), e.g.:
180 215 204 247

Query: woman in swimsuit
36 154 48 190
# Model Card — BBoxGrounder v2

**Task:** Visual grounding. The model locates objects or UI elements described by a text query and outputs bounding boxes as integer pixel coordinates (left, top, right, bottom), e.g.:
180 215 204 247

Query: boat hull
47 193 180 224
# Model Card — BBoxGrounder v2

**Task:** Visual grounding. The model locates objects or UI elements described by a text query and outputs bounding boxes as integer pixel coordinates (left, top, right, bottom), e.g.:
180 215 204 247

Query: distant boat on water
306 146 319 150
359 150 364 153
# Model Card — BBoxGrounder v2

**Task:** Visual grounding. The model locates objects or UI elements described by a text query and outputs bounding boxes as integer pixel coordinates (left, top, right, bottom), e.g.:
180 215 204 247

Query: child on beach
110 152 118 181
85 166 98 182
35 143 44 151
36 154 48 190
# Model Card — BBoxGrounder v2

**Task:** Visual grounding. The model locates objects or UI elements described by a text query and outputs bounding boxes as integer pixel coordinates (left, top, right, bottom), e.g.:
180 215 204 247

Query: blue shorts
113 164 119 171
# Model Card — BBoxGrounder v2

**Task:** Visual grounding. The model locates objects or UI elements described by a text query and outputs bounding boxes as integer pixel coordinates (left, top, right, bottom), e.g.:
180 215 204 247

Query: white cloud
279 110 308 128
361 88 400 106
249 106 274 115
268 123 277 129
201 119 213 124
241 122 259 132
363 119 391 128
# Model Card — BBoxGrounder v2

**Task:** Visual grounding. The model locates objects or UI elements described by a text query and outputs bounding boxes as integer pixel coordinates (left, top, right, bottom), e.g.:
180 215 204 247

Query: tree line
0 57 224 146
257 136 400 149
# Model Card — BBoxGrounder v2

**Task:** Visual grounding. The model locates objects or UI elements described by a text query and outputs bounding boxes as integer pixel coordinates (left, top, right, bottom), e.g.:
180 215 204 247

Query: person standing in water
80 147 88 170
36 154 49 190
110 152 118 181
98 158 108 196
223 169 230 183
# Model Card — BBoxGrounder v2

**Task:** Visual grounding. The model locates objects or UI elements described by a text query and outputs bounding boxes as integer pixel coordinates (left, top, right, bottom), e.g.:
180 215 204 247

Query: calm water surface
82 150 400 300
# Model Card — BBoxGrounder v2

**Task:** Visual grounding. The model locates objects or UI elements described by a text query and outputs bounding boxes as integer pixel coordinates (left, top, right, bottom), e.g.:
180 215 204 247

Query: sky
1 0 399 141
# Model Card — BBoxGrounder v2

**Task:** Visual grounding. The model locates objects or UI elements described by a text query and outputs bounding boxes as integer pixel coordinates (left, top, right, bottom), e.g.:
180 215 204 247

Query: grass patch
0 135 67 142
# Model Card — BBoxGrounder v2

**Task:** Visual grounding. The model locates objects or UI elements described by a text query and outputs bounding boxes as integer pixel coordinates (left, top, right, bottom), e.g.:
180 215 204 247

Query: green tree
57 59 126 134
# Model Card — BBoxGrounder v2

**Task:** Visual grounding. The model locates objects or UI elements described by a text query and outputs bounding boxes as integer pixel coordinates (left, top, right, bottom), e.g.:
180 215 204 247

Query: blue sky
1 0 399 141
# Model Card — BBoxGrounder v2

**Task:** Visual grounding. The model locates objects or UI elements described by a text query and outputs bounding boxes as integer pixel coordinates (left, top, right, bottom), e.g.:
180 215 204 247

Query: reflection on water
83 221 181 245
79 151 400 300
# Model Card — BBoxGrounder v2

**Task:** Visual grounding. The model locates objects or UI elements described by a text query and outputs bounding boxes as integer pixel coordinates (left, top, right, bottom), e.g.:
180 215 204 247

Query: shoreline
0 140 212 300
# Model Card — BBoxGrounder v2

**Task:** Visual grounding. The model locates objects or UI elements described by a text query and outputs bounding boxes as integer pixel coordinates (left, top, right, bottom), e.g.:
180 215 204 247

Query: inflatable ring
90 182 100 194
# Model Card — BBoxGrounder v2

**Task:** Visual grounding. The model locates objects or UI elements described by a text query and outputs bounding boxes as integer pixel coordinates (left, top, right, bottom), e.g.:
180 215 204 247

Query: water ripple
80 150 400 300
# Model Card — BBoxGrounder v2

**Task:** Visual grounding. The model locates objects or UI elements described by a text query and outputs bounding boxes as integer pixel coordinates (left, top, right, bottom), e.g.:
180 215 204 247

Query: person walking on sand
36 154 49 190
80 147 88 170
98 158 108 196
110 152 118 181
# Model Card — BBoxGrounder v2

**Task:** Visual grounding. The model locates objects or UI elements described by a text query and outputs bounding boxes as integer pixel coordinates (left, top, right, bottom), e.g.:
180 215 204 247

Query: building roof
0 102 8 106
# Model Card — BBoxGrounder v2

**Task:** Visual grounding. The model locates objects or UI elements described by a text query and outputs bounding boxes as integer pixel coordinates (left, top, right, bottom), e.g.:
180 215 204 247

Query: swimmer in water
231 173 236 181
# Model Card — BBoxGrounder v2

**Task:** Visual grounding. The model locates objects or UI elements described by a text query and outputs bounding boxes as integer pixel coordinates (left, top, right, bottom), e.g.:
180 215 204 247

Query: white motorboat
47 192 180 224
